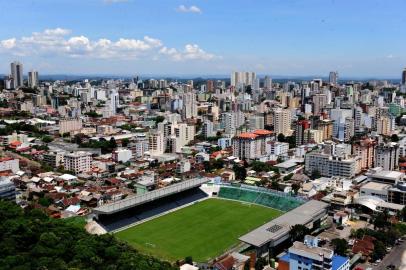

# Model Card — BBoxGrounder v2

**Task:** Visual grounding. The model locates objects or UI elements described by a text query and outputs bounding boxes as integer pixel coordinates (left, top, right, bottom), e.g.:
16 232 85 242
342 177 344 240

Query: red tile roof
237 132 258 139
253 129 273 135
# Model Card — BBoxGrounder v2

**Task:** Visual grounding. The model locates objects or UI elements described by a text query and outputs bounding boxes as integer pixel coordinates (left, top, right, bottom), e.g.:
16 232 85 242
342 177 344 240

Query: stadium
93 178 328 263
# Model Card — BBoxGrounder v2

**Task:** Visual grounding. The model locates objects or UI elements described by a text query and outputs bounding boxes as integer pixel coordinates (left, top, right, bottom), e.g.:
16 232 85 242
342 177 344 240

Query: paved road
355 241 406 270
374 241 406 270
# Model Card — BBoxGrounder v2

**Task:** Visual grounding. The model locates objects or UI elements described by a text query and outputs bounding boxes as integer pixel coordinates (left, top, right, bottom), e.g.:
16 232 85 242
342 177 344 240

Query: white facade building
63 151 92 174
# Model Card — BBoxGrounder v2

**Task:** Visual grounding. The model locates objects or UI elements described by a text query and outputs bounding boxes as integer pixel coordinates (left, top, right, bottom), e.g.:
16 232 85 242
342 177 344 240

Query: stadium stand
97 187 208 231
218 185 304 212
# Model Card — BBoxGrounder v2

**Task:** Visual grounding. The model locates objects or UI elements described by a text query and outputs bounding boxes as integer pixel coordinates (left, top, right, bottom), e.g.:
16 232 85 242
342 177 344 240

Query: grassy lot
115 198 282 262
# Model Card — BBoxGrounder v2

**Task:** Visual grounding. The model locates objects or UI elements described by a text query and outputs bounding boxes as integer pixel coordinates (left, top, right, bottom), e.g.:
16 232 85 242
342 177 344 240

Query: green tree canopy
0 200 177 270
331 238 348 256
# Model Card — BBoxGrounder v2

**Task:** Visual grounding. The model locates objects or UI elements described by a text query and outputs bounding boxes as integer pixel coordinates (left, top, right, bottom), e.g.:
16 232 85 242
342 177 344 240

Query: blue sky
0 0 405 77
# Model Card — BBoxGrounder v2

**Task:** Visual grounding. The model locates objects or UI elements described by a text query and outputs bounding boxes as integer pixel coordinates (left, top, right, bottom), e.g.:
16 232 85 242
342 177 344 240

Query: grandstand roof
93 177 210 215
239 200 328 247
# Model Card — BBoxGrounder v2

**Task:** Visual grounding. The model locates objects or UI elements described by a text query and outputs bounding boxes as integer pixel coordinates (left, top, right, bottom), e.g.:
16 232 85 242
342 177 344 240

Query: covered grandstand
217 184 306 212
93 178 210 231
239 200 329 257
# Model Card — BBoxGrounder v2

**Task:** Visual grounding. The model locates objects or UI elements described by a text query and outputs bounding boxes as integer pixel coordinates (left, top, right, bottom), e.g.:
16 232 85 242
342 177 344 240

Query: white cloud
160 44 217 61
0 28 218 62
176 5 202 14
1 38 16 49
43 28 71 36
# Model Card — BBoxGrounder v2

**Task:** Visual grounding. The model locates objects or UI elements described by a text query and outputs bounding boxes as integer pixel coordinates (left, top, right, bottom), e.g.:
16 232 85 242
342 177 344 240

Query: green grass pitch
115 198 283 262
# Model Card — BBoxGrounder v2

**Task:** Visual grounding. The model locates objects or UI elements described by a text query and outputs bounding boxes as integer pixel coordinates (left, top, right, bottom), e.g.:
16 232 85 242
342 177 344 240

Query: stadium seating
218 186 303 212
97 187 208 231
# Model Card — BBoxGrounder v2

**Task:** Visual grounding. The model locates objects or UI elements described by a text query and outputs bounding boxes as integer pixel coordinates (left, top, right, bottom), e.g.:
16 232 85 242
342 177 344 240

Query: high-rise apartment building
402 68 406 85
248 115 264 130
352 138 376 171
375 142 399 171
59 119 83 135
28 70 39 88
305 151 359 178
148 132 164 155
273 108 292 136
181 92 198 120
10 61 23 88
221 111 245 135
63 151 92 174
295 119 311 146
109 89 119 114
329 71 338 85
230 71 256 88
312 94 328 115
232 129 273 160
206 80 214 92
202 120 214 138
264 76 272 90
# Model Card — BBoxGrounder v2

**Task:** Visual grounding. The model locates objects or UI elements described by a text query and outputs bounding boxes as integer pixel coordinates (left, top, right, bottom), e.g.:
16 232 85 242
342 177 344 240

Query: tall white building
10 61 23 88
232 129 273 160
329 71 338 85
305 151 359 178
63 151 92 174
248 115 264 130
109 89 119 114
59 119 83 135
112 148 132 163
181 92 198 120
167 123 195 153
148 132 164 155
202 120 215 138
264 76 272 90
375 142 399 171
230 71 256 88
221 111 245 135
28 70 39 88
273 108 292 136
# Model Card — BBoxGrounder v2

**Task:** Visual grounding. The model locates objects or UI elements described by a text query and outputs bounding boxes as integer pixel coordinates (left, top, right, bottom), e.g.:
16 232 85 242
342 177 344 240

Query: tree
331 238 348 256
283 173 294 181
400 206 406 222
289 224 310 242
41 136 54 143
109 137 117 149
372 211 389 230
271 180 279 190
371 240 386 261
291 183 300 195
390 134 399 142
154 116 165 124
184 256 193 265
233 164 247 181
85 110 101 117
121 138 130 147
255 257 267 270
0 200 177 270
277 133 285 142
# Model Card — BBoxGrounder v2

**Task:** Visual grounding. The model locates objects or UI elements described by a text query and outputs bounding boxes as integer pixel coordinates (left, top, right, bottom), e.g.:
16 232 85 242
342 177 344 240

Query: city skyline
0 0 405 77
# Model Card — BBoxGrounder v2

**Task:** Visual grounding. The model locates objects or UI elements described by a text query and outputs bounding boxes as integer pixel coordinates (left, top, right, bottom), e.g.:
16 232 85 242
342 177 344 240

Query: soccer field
115 198 282 262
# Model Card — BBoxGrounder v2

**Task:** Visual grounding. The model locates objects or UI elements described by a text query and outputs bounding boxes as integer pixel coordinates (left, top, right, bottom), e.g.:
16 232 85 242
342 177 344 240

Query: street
374 241 406 270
